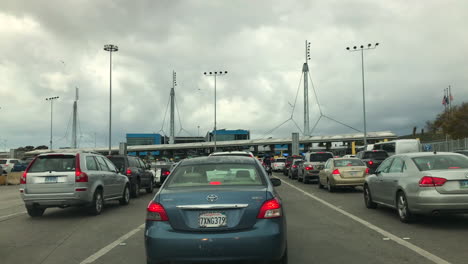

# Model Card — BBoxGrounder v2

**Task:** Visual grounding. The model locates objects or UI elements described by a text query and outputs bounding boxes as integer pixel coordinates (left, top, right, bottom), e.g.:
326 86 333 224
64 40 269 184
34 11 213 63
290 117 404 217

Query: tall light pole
46 96 59 150
104 44 118 155
346 43 379 148
203 71 228 152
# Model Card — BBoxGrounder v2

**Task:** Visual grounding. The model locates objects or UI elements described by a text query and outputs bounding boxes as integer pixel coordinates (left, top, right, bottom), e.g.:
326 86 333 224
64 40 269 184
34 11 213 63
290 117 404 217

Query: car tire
397 191 414 223
119 184 130 205
363 184 377 209
27 207 45 217
297 174 303 182
131 181 140 198
327 178 335 193
89 189 104 215
146 178 154 194
318 180 324 189
303 175 308 184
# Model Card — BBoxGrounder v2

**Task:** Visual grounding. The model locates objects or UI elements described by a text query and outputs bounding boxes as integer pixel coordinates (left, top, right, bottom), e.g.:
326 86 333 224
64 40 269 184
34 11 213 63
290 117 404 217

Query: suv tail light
162 170 170 176
305 165 314 171
332 169 340 175
126 168 132 176
21 156 38 184
147 201 169 221
75 154 88 183
257 198 282 219
419 176 447 187
367 161 374 166
365 168 370 174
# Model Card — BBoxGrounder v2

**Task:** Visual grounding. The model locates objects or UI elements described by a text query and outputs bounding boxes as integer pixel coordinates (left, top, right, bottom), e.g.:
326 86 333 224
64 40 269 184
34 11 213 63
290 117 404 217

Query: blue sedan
144 156 287 264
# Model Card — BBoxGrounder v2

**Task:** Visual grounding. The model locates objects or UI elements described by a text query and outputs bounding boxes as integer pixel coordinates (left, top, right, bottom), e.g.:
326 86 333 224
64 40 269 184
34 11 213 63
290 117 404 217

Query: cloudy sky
1 0 467 150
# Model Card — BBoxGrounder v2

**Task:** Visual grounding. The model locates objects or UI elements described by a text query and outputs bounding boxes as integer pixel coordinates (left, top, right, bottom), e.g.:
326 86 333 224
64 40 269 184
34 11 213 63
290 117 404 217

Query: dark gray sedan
364 152 468 223
144 156 287 263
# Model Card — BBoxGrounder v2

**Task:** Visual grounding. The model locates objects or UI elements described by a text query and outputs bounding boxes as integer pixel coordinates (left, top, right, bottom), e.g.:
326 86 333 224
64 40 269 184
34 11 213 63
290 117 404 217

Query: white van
372 139 421 156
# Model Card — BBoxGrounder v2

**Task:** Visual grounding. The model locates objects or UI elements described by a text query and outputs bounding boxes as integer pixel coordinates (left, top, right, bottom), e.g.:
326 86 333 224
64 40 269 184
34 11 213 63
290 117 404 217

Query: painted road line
279 178 452 264
80 223 145 264
0 211 26 221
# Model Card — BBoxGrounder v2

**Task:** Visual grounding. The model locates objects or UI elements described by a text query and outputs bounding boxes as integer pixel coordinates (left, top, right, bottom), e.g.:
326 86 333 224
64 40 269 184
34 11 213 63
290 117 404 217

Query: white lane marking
279 179 451 264
0 211 26 220
80 223 145 264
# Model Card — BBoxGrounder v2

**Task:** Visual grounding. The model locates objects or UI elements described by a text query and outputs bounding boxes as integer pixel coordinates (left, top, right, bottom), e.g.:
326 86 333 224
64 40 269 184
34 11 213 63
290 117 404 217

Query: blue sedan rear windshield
412 155 468 171
166 163 265 187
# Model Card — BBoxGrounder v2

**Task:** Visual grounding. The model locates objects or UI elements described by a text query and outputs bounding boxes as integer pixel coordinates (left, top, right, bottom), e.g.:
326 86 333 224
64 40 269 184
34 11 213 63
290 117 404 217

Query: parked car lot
144 155 287 263
19 151 130 217
364 152 468 223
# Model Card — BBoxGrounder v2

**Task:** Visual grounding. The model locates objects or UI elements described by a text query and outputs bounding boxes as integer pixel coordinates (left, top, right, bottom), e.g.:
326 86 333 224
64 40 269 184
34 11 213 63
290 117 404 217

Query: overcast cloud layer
1 0 467 150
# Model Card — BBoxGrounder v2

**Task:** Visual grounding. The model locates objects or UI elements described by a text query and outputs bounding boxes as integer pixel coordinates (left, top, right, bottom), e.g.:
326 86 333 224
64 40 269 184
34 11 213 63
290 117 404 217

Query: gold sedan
318 158 369 192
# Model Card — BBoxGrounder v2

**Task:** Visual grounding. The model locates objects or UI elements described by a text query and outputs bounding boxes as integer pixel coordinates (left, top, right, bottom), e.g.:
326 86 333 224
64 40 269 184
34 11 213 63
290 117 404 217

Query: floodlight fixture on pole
346 42 379 148
203 71 228 152
103 44 118 155
46 96 59 150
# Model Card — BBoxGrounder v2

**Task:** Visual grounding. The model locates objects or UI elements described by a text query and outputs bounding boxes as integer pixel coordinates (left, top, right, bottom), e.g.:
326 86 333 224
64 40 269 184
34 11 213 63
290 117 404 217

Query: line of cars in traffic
275 139 468 223
16 150 287 263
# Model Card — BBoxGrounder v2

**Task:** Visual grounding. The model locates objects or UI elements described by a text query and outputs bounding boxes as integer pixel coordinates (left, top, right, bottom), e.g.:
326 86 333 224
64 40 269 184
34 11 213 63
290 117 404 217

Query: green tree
426 102 468 139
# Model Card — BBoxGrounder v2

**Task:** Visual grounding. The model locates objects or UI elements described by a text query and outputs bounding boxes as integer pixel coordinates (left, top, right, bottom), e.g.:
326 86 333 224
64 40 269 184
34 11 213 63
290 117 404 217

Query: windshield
309 154 333 162
166 163 264 187
0 160 6 165
108 157 125 172
412 155 468 171
28 155 75 172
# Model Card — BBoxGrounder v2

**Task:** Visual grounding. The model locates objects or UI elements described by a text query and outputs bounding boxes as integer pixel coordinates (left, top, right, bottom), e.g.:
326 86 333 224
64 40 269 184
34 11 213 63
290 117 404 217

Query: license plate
199 212 227 228
45 176 57 183
460 180 468 188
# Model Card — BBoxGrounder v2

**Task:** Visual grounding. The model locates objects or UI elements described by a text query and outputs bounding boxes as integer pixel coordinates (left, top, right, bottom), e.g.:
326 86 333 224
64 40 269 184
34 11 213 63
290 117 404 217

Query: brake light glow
210 181 222 185
332 169 340 175
419 176 447 187
20 156 38 184
257 198 282 219
147 201 169 221
292 165 297 168
126 168 132 176
305 165 314 171
162 170 170 176
365 168 370 174
75 154 88 183
367 161 374 166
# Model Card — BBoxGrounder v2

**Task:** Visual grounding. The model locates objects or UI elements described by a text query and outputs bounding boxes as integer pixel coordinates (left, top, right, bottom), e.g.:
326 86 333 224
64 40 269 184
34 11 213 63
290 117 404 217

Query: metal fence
422 138 468 152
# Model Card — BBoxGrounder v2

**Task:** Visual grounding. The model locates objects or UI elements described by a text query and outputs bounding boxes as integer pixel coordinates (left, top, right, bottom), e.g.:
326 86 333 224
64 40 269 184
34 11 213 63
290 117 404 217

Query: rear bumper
145 219 286 263
330 175 366 186
408 189 468 214
20 189 92 208
304 170 320 180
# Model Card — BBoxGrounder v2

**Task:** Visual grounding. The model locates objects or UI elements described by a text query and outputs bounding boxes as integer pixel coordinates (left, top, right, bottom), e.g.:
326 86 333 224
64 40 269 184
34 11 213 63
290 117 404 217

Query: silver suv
20 151 130 217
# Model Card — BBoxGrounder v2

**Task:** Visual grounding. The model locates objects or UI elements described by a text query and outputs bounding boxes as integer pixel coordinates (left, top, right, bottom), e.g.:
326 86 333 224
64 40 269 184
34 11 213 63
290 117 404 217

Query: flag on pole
442 96 447 105
449 92 453 101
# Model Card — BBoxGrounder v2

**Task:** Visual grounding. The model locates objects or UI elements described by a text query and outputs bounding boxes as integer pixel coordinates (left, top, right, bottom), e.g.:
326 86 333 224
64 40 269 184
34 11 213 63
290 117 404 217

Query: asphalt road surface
1 172 468 264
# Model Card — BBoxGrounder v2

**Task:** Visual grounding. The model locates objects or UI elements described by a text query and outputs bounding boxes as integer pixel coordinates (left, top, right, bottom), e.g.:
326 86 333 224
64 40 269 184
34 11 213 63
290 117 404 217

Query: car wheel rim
96 193 103 212
364 188 370 204
125 187 130 202
327 179 331 191
398 195 407 218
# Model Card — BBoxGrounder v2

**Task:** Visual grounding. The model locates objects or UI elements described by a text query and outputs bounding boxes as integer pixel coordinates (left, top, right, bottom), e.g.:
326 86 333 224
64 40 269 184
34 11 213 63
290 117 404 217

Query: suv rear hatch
25 154 77 194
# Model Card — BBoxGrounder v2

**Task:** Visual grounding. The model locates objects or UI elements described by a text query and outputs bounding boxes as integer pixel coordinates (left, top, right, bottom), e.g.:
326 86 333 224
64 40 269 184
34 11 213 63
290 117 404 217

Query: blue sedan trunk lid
158 187 267 232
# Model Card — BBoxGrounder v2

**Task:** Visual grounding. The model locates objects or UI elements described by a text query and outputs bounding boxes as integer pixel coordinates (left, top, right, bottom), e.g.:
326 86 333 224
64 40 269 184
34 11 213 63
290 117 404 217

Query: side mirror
270 178 281 187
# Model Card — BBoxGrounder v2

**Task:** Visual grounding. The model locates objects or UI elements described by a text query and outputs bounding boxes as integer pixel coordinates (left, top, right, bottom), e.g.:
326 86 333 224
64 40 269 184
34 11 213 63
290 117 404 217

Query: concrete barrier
7 172 21 185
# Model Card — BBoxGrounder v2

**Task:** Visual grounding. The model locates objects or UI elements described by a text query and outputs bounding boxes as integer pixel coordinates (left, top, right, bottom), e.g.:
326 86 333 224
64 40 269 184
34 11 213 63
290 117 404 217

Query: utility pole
103 44 118 155
169 71 176 144
346 43 380 148
71 87 79 149
303 40 311 136
46 96 59 150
